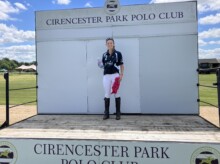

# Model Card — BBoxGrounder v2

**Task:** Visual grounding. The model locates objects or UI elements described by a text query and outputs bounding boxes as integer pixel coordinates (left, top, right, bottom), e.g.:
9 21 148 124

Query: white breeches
103 73 120 98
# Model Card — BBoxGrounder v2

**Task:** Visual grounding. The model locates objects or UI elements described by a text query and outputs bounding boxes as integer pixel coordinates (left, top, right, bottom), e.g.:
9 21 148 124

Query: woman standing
101 38 124 120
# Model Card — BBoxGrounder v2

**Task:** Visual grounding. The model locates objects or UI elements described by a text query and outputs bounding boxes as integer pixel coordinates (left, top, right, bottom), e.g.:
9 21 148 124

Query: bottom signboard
0 139 219 164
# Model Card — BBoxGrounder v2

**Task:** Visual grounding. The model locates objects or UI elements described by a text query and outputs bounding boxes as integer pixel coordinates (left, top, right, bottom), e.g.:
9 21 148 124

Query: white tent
28 65 36 71
16 65 36 71
16 65 28 70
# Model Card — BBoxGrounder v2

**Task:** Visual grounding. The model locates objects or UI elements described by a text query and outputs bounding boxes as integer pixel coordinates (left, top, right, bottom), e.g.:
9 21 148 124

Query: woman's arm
119 64 124 81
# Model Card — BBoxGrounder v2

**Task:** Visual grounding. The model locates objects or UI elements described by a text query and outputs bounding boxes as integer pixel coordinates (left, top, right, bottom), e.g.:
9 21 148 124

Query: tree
0 58 36 71
0 62 10 70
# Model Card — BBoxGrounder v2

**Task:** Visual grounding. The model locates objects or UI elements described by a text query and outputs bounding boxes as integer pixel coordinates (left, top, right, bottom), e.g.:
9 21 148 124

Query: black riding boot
103 98 110 120
115 97 121 120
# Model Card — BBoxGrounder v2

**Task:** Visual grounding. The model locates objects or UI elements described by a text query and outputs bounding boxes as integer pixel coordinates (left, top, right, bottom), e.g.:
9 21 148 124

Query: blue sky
0 0 220 62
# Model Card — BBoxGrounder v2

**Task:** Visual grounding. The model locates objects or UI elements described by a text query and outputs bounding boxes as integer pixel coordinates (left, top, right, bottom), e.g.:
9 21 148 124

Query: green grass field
0 73 218 106
199 74 218 107
0 73 36 105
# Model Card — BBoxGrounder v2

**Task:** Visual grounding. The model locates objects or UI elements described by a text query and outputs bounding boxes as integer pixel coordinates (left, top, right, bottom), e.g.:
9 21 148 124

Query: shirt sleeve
116 52 123 66
102 53 105 65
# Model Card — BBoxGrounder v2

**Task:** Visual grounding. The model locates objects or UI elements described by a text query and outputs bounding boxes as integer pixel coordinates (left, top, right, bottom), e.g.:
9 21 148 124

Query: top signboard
36 1 197 30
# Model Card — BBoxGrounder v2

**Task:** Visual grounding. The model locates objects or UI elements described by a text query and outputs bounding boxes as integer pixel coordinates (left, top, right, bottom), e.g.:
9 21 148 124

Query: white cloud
199 29 220 54
199 39 207 46
199 48 220 59
199 39 220 47
150 0 220 12
0 0 19 13
53 0 71 5
23 1 31 7
26 3 31 7
0 45 35 62
198 0 220 12
0 12 10 20
199 13 220 25
14 2 27 10
0 0 27 21
84 2 93 8
208 41 220 45
0 23 35 44
199 28 220 39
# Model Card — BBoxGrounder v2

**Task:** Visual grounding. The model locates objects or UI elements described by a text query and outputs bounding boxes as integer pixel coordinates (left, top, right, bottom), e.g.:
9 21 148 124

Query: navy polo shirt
102 50 123 75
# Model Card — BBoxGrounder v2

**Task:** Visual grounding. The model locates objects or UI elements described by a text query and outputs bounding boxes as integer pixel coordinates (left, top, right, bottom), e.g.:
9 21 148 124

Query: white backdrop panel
139 35 198 114
87 40 106 114
87 39 140 114
116 39 140 113
37 41 87 114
